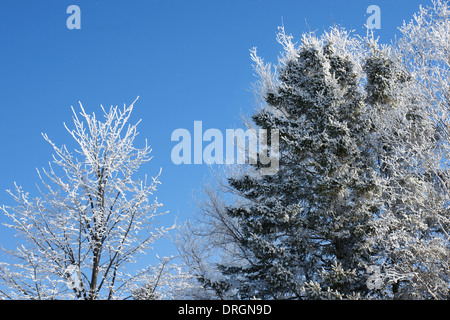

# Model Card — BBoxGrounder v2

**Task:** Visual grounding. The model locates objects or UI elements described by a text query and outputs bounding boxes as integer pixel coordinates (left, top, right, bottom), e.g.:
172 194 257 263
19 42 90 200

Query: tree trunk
89 245 101 300
392 281 399 299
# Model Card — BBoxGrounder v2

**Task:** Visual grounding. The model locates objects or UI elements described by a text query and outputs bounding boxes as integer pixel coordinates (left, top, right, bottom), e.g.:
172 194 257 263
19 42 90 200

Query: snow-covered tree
0 99 176 300
181 28 381 300
176 169 258 300
365 0 450 299
130 256 199 300
179 2 450 301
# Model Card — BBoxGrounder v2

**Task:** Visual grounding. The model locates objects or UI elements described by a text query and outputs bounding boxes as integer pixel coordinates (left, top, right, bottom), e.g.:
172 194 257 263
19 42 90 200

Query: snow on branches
0 98 177 300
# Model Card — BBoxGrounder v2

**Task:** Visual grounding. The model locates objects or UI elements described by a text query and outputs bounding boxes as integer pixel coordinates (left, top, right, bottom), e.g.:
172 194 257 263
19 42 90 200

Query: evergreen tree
216 28 380 299
179 2 450 300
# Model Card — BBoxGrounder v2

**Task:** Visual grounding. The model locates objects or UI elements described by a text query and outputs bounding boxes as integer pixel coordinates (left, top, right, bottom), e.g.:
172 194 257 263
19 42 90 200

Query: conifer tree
179 2 450 301
215 28 380 299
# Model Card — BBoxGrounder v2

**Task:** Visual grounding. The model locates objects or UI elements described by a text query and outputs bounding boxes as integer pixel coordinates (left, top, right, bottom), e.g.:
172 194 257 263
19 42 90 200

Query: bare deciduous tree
0 98 175 300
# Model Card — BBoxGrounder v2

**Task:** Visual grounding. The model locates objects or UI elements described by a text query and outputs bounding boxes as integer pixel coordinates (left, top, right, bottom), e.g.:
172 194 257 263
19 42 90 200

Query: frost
178 1 450 301
0 99 176 300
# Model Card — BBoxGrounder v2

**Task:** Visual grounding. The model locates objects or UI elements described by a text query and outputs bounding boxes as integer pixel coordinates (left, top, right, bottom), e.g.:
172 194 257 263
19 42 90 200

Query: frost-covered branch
0 98 175 300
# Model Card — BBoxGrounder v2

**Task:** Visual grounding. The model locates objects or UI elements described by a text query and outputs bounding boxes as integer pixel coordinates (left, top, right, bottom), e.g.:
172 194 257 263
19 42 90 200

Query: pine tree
179 2 450 300
215 28 380 299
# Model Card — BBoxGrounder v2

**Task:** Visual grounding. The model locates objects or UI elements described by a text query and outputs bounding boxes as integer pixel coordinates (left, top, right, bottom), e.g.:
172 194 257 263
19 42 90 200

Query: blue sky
0 0 428 265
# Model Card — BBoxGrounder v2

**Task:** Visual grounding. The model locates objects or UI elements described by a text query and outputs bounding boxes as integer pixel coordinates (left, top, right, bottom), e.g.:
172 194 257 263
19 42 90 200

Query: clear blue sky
0 0 428 265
